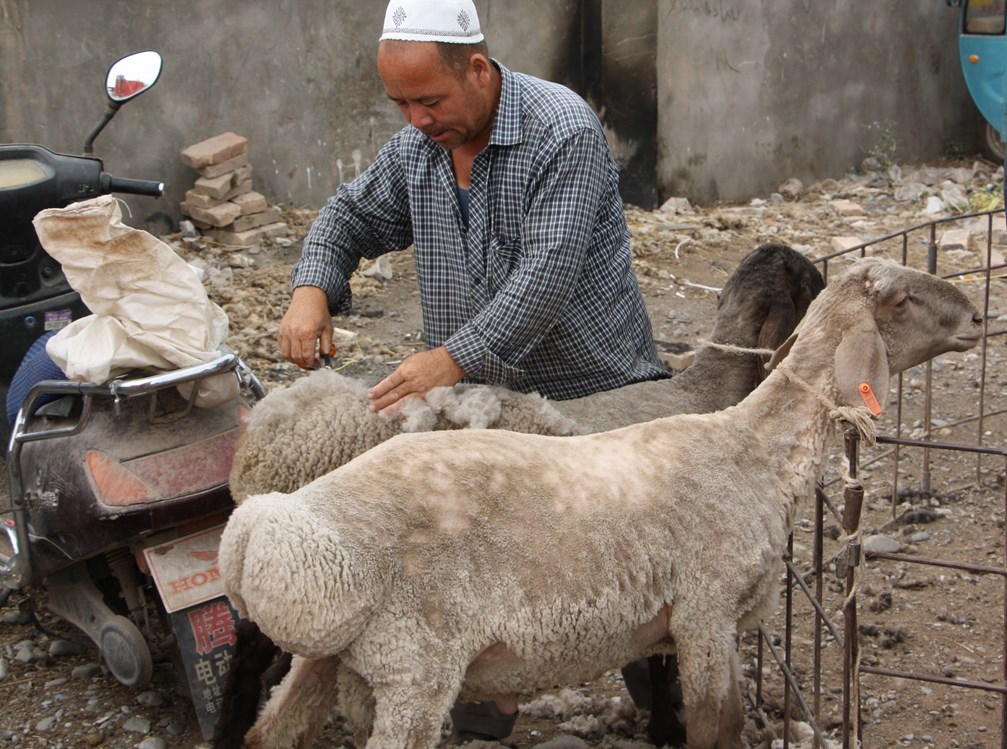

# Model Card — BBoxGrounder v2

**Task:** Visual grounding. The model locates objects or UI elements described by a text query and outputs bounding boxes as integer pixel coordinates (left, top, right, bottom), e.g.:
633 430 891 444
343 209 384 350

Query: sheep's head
714 243 825 381
770 257 982 413
864 258 983 372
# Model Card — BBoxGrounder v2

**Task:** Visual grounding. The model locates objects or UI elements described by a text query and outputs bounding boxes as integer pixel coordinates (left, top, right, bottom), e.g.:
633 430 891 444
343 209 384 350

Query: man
279 0 667 417
277 0 669 740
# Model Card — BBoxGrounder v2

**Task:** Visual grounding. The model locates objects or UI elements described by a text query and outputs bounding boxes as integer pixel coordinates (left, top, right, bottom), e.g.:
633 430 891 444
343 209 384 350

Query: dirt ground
2 156 1007 748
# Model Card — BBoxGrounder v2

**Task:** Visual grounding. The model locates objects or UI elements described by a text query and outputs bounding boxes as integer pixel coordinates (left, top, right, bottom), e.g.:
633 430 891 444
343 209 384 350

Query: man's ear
470 52 492 83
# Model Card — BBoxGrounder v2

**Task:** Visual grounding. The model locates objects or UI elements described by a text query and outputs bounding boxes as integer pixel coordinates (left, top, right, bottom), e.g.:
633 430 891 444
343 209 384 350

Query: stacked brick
179 132 288 246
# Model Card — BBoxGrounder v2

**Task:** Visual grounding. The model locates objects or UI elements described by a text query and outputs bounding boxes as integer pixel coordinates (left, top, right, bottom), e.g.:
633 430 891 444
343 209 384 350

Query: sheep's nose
973 311 984 326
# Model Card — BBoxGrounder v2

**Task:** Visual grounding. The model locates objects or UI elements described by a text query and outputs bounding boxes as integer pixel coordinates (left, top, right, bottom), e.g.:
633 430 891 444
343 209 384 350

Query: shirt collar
488 60 523 148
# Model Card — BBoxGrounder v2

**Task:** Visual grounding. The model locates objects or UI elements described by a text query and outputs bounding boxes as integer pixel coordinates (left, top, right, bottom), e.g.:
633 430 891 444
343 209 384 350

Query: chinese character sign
172 596 240 739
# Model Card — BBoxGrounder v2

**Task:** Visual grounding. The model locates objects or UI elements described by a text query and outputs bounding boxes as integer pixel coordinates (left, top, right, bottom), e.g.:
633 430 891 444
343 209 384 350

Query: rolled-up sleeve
293 137 413 314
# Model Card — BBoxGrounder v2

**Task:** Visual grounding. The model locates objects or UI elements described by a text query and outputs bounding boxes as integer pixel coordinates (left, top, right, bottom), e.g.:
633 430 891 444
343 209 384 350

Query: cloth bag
33 194 238 407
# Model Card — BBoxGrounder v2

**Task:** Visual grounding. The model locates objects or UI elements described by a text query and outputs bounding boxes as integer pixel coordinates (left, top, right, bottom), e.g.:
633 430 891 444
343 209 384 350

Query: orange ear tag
858 383 883 415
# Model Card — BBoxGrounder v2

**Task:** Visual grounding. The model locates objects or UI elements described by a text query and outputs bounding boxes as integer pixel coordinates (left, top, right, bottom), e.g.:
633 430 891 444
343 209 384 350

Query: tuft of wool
521 688 615 721
535 736 590 749
400 384 580 434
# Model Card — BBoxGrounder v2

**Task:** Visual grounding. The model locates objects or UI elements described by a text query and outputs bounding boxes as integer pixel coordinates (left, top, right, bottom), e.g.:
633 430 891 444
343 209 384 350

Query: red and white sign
143 524 227 613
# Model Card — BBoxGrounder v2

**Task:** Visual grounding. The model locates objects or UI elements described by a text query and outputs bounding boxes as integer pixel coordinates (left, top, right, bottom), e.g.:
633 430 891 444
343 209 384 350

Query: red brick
179 204 212 230
181 132 248 169
232 206 281 233
830 199 864 217
259 221 288 238
185 201 242 228
232 163 253 183
193 173 235 199
184 189 225 209
231 191 268 215
198 152 250 179
221 179 253 202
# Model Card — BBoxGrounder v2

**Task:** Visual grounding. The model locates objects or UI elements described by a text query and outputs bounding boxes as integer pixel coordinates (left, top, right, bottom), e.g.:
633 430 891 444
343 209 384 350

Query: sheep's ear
766 332 798 372
834 323 889 414
758 303 798 351
757 304 798 380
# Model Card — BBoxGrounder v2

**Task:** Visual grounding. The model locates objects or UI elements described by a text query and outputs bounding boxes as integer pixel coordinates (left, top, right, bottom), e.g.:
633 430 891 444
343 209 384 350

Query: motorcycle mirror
105 50 162 103
84 51 162 154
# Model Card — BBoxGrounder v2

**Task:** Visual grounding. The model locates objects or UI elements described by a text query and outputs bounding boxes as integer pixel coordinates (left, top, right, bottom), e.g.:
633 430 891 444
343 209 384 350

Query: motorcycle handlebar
99 173 164 197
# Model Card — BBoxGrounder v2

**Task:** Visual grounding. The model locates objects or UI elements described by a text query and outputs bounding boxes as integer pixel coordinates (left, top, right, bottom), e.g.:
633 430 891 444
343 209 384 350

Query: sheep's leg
242 655 342 749
646 653 687 747
674 628 743 749
337 663 376 747
366 680 462 749
715 648 745 748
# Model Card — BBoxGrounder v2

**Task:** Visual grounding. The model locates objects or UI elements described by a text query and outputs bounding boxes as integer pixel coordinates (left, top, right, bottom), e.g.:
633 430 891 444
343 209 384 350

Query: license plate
143 524 227 613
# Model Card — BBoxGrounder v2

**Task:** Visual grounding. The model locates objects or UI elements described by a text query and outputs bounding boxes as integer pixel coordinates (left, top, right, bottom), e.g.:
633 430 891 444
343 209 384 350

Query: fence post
841 428 865 749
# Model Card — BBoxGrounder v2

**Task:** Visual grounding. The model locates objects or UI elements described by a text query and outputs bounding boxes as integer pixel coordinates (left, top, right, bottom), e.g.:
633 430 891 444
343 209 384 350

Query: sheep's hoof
448 701 518 744
648 716 687 749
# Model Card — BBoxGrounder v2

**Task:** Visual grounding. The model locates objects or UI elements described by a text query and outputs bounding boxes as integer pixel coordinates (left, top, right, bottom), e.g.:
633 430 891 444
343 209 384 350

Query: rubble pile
179 131 289 246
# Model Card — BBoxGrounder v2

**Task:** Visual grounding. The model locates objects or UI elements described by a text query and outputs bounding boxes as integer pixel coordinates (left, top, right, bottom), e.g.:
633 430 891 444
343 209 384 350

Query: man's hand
278 286 333 369
369 346 466 414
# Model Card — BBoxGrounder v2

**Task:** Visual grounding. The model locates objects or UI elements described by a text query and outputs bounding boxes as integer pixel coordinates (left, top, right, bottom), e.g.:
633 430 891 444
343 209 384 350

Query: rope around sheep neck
697 339 775 357
701 341 878 446
775 365 878 447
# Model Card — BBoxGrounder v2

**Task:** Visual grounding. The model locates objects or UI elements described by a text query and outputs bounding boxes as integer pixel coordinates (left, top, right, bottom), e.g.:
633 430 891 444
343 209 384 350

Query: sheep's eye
893 293 911 309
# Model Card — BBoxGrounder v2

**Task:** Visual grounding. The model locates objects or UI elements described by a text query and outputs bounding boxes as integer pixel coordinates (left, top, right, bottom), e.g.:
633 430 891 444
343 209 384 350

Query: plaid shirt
294 61 667 400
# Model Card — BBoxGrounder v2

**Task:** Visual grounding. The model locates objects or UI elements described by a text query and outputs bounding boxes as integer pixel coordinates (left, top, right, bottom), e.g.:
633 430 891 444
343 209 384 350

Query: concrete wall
657 0 975 203
0 0 579 232
1 0 977 225
589 1 660 208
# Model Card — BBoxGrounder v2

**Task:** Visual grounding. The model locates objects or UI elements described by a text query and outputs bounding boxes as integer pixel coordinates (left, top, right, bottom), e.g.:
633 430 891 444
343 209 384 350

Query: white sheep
219 257 983 749
229 243 824 500
228 371 580 502
215 243 823 748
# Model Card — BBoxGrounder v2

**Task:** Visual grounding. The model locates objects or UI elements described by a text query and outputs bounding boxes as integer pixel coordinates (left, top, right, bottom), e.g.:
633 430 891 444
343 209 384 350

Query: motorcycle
0 50 168 444
0 51 265 740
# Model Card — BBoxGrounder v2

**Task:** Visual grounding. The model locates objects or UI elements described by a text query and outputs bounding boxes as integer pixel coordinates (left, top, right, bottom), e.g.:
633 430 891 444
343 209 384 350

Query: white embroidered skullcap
380 0 484 44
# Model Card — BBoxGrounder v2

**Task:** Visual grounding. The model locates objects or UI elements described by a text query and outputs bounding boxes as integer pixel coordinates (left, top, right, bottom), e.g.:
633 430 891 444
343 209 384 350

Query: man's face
377 42 493 151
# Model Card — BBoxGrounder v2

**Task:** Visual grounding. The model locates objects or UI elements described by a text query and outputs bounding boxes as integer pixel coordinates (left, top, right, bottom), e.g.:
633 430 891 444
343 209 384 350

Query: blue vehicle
951 0 1007 162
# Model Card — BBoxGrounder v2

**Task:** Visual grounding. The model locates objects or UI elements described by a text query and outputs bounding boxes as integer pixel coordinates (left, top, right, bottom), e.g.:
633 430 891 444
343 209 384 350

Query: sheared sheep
219 257 982 749
556 241 823 432
215 243 823 748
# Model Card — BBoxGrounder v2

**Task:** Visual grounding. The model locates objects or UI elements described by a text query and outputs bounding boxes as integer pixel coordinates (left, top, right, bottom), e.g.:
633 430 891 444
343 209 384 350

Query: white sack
33 195 238 407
